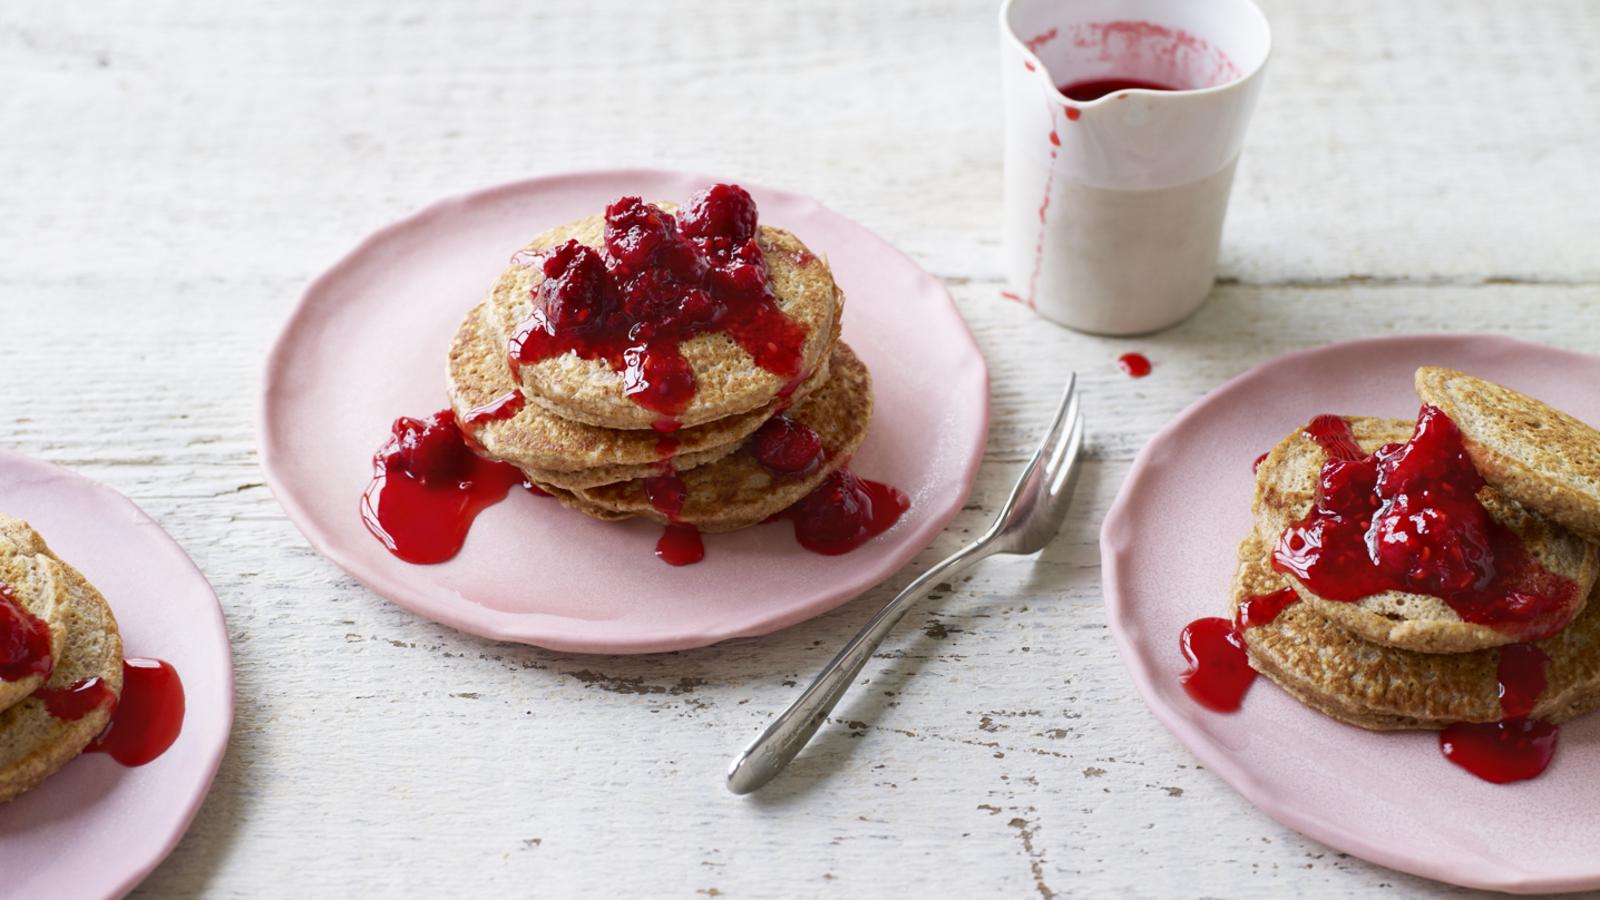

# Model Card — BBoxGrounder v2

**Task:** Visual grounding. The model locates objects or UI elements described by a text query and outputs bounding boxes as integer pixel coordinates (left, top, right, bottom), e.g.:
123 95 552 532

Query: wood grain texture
3 0 1599 896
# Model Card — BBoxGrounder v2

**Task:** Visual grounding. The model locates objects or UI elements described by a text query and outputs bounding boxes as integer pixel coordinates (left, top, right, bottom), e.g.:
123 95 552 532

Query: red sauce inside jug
1058 77 1180 101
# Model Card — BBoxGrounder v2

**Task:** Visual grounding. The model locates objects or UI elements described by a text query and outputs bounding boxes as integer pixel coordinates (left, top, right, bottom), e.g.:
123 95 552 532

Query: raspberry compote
361 410 527 564
1178 587 1297 713
1273 407 1579 638
36 657 186 767
1440 643 1559 783
0 583 53 683
508 184 810 426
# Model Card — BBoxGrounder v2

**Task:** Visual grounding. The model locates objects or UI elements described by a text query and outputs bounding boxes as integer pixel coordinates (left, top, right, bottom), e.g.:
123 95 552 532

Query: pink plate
0 450 233 900
1103 334 1600 894
260 169 988 654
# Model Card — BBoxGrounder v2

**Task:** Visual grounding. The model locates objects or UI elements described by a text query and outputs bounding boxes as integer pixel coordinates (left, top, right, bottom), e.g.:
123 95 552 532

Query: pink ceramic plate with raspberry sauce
1103 335 1600 894
0 449 233 900
261 169 988 654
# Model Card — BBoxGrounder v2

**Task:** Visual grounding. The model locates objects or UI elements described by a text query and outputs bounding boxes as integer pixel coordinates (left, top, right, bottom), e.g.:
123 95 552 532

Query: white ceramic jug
1000 0 1270 334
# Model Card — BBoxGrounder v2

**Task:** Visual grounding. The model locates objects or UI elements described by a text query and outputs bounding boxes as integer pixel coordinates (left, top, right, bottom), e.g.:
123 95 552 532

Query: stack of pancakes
0 514 124 802
447 210 872 532
1233 368 1600 730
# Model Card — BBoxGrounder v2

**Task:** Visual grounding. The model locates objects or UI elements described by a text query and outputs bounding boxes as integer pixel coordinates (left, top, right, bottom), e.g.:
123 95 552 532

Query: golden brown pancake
1232 531 1600 731
547 342 873 532
0 537 123 804
0 516 70 714
484 208 841 431
1416 366 1600 542
448 299 836 485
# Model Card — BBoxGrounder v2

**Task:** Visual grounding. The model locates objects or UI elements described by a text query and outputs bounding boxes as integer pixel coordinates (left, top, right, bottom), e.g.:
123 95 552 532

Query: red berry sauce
752 415 825 478
1440 643 1558 783
1273 407 1580 638
0 583 53 683
35 657 186 767
782 471 910 556
1178 618 1254 712
361 409 527 564
1441 719 1559 784
88 658 185 766
1178 588 1298 713
1117 352 1152 378
644 464 705 567
508 184 810 424
645 469 689 522
462 390 526 427
656 523 705 567
35 675 115 720
1235 586 1298 630
1058 77 1179 101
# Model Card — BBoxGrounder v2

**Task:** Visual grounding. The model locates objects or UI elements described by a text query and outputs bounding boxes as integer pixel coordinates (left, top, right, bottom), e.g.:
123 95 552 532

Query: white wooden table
5 0 1600 896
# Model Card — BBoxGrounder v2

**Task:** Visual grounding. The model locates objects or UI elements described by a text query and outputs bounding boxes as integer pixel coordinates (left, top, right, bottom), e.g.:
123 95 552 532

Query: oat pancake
1253 416 1598 653
0 516 70 714
542 341 872 532
1416 366 1600 542
1231 531 1600 731
0 549 123 803
485 208 841 431
449 299 834 485
523 443 744 493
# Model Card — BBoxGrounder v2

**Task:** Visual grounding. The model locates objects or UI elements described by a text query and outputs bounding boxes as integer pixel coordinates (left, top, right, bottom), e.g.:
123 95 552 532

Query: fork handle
726 538 995 794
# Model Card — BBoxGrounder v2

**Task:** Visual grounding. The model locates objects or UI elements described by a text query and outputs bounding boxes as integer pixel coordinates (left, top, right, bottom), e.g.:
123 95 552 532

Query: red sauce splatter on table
1117 353 1152 377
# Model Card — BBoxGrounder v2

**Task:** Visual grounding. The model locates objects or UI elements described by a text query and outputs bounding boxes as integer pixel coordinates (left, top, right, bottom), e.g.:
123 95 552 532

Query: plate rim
258 167 990 654
0 448 236 900
1101 332 1600 895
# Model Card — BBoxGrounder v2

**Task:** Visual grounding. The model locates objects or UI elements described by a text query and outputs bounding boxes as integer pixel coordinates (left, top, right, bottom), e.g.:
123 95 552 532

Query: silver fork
727 376 1086 794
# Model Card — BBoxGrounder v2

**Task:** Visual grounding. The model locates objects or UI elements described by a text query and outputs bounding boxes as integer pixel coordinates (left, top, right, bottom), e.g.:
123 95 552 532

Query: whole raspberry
381 410 470 486
678 183 759 243
753 416 825 477
605 196 678 273
789 471 871 544
538 240 610 332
